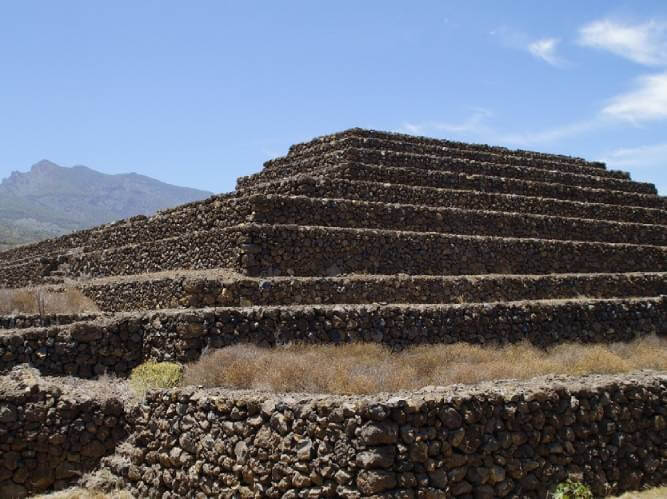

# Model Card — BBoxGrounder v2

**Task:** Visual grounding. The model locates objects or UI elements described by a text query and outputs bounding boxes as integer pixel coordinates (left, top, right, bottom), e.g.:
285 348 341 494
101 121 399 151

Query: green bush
129 361 183 396
552 479 593 499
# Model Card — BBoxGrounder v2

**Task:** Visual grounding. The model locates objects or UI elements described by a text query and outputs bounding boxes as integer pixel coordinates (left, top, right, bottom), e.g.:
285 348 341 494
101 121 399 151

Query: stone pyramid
1 128 666 498
0 128 665 361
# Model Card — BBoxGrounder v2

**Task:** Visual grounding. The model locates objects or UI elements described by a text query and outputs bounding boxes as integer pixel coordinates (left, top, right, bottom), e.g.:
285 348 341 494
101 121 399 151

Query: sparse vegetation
129 361 183 396
0 287 98 315
610 487 667 498
182 336 667 394
552 479 593 499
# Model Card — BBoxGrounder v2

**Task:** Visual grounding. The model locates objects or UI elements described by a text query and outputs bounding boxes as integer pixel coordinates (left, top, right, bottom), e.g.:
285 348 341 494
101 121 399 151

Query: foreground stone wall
1 297 664 376
0 366 130 497
104 372 666 498
0 318 144 377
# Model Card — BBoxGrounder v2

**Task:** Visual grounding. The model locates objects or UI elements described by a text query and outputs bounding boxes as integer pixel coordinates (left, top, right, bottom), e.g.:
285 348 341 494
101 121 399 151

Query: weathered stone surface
356 470 397 494
0 366 130 497
83 372 667 499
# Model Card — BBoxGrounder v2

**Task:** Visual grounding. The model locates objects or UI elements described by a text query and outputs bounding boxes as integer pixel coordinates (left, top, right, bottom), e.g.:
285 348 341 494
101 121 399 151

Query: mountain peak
0 161 213 248
30 159 62 173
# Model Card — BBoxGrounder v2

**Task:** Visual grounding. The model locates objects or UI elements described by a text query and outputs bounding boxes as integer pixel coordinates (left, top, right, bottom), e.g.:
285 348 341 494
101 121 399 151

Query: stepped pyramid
1 129 667 499
0 127 665 355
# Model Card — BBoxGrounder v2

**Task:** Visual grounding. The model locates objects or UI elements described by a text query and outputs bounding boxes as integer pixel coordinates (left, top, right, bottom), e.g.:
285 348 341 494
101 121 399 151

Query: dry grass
182 336 667 395
610 488 667 498
0 287 98 315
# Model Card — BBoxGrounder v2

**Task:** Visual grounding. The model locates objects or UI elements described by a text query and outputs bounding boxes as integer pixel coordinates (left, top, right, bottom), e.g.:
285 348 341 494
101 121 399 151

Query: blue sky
0 1 666 194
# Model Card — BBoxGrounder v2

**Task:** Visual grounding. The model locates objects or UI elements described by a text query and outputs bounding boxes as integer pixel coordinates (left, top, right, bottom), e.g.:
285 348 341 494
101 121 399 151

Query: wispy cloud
599 142 667 169
599 142 667 193
402 109 494 136
490 27 567 67
602 71 667 122
578 19 667 66
528 38 565 67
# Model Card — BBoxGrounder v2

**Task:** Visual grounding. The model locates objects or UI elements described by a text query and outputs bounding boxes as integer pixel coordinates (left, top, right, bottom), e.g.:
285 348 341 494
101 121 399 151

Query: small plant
129 361 183 396
551 479 593 499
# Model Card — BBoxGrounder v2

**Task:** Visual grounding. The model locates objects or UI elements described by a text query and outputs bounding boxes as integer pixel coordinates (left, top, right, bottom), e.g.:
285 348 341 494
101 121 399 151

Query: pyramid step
2 297 663 376
0 193 249 269
262 147 650 193
79 269 667 312
0 226 243 288
241 163 666 210
239 224 666 277
249 194 667 246
276 133 630 180
289 128 606 170
142 297 665 353
247 175 667 226
3 223 665 288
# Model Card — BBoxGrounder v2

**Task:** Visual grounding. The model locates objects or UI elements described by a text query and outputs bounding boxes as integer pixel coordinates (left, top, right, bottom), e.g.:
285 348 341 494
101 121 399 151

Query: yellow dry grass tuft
129 361 184 397
182 336 667 395
0 287 99 315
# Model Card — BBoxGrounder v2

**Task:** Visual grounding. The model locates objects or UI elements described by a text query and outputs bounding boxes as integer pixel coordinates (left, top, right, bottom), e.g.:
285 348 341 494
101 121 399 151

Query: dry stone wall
0 313 100 330
240 162 666 209
0 366 130 497
273 133 626 178
249 195 667 246
0 318 144 377
2 368 664 499
0 226 244 288
239 224 667 277
260 147 654 194
103 372 666 498
249 175 667 225
0 194 247 269
289 128 605 168
77 272 667 312
1 297 664 376
8 215 666 289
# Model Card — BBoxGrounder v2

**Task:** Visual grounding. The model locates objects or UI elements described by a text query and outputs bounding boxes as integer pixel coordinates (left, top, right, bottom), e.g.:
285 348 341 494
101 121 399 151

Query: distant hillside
0 160 213 250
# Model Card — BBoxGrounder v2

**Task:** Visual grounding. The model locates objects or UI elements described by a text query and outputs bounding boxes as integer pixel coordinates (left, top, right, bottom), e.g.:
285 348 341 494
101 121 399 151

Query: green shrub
129 361 183 396
552 479 593 499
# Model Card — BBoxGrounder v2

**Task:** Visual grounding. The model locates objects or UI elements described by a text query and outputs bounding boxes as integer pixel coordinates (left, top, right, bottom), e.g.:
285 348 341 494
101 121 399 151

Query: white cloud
490 27 567 67
600 142 667 169
602 71 667 122
598 142 667 194
402 109 493 136
578 19 667 66
528 38 565 66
